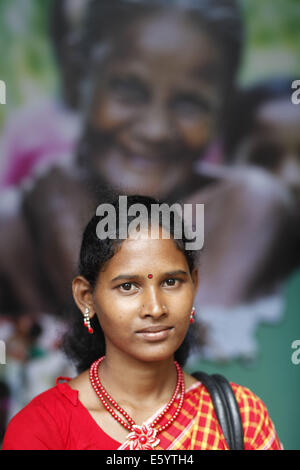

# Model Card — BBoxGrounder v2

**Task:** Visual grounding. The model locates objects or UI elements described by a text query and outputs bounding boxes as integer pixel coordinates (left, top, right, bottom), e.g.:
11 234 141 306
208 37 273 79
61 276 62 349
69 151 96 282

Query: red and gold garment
2 378 282 450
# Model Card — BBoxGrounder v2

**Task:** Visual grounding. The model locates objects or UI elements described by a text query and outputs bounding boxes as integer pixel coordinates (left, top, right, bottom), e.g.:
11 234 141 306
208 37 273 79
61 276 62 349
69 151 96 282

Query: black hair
62 193 202 373
79 0 244 91
49 0 69 67
49 0 90 109
50 0 89 65
224 77 294 162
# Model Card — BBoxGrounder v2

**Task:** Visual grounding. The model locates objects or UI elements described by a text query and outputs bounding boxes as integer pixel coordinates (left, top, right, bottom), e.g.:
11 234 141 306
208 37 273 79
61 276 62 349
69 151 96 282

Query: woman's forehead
104 236 187 271
129 11 209 52
106 10 220 68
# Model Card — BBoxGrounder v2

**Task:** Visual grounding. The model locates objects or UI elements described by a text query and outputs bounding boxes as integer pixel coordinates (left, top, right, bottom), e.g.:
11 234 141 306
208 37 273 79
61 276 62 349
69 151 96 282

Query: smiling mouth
128 155 164 171
103 150 167 178
120 143 177 169
119 151 174 174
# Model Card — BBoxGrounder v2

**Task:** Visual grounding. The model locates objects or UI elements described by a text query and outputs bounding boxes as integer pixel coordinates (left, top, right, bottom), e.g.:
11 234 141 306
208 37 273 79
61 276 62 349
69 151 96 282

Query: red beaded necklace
89 356 185 450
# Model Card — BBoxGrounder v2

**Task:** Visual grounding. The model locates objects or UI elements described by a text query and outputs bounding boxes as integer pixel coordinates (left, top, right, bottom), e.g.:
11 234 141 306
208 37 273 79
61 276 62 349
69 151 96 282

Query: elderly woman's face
86 11 224 198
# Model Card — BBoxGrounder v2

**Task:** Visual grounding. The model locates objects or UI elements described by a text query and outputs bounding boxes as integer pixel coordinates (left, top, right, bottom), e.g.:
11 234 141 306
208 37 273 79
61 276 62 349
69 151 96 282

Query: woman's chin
104 174 172 198
94 152 189 197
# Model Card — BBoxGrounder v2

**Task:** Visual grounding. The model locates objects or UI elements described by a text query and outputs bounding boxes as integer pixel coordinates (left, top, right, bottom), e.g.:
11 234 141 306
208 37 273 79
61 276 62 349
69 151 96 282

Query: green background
186 270 300 450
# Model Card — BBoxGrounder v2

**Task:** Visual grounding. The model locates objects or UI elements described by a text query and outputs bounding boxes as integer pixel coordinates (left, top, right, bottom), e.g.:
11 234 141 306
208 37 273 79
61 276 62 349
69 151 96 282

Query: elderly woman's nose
134 104 176 146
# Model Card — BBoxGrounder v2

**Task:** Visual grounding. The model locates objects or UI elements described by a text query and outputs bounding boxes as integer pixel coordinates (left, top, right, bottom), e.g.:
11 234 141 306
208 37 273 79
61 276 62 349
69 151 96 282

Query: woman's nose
134 103 177 148
140 288 167 319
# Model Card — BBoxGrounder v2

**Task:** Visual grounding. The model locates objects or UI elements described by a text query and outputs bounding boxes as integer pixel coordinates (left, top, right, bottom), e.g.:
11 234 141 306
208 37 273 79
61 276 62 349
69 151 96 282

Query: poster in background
0 0 299 449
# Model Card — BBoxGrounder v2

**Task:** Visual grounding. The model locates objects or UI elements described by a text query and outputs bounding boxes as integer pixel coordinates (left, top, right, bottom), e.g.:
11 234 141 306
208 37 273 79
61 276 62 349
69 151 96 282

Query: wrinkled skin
81 11 224 198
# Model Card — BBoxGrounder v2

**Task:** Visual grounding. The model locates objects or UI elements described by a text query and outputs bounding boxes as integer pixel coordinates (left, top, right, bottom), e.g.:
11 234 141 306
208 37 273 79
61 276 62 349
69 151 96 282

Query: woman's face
90 228 198 364
85 11 224 198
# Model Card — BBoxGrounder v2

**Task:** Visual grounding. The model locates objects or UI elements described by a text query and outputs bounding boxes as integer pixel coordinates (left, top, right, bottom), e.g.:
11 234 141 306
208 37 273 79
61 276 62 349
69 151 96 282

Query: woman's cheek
97 310 122 335
91 96 135 131
97 297 134 327
179 117 215 150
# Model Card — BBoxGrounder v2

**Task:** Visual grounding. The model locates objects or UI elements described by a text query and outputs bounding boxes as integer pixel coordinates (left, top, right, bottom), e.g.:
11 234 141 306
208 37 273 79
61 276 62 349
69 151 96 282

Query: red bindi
147 274 153 279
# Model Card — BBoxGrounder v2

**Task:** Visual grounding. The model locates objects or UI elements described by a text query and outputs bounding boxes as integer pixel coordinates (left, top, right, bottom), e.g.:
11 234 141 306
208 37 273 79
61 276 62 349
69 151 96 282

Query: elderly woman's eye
172 94 211 116
109 77 148 103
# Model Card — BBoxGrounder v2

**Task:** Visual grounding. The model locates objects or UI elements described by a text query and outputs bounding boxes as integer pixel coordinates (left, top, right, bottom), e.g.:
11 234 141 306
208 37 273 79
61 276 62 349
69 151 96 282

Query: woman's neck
98 351 179 407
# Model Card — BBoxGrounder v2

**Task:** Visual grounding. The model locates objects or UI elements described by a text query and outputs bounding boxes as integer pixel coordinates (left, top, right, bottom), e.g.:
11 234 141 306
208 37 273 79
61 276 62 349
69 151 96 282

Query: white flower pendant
125 424 160 450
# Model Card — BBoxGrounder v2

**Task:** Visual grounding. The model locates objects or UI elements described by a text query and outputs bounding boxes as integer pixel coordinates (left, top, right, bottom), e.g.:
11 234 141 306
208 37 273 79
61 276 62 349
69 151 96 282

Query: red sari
2 377 282 450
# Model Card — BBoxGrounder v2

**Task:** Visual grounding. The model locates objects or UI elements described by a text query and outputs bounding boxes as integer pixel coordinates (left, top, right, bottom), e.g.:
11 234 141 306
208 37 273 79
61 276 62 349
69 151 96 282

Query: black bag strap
192 371 244 450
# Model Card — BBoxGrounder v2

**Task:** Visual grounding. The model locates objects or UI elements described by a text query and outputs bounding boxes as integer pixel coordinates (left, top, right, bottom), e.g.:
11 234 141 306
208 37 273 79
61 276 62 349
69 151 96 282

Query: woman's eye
164 278 180 287
119 282 134 291
109 77 148 103
172 95 211 117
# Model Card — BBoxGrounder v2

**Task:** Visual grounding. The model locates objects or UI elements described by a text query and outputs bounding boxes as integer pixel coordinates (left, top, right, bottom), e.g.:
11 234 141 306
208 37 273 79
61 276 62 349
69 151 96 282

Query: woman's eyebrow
111 274 139 283
111 270 188 283
164 270 188 277
191 63 222 81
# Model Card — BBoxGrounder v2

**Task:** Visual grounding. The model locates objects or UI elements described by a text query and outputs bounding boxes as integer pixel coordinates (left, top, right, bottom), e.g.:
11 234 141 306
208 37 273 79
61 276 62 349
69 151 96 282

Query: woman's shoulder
27 377 78 407
186 377 282 450
229 382 283 450
2 378 78 450
230 382 270 415
187 374 272 417
183 371 202 390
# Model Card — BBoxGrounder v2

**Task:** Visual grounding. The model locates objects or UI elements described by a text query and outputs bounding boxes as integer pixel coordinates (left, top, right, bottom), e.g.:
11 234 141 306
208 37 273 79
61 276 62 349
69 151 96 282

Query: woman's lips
136 326 174 342
126 154 165 171
120 144 175 170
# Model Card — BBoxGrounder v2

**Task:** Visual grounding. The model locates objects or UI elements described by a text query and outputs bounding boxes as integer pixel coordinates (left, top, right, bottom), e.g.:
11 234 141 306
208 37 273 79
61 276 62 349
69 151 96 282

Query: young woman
2 195 282 450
